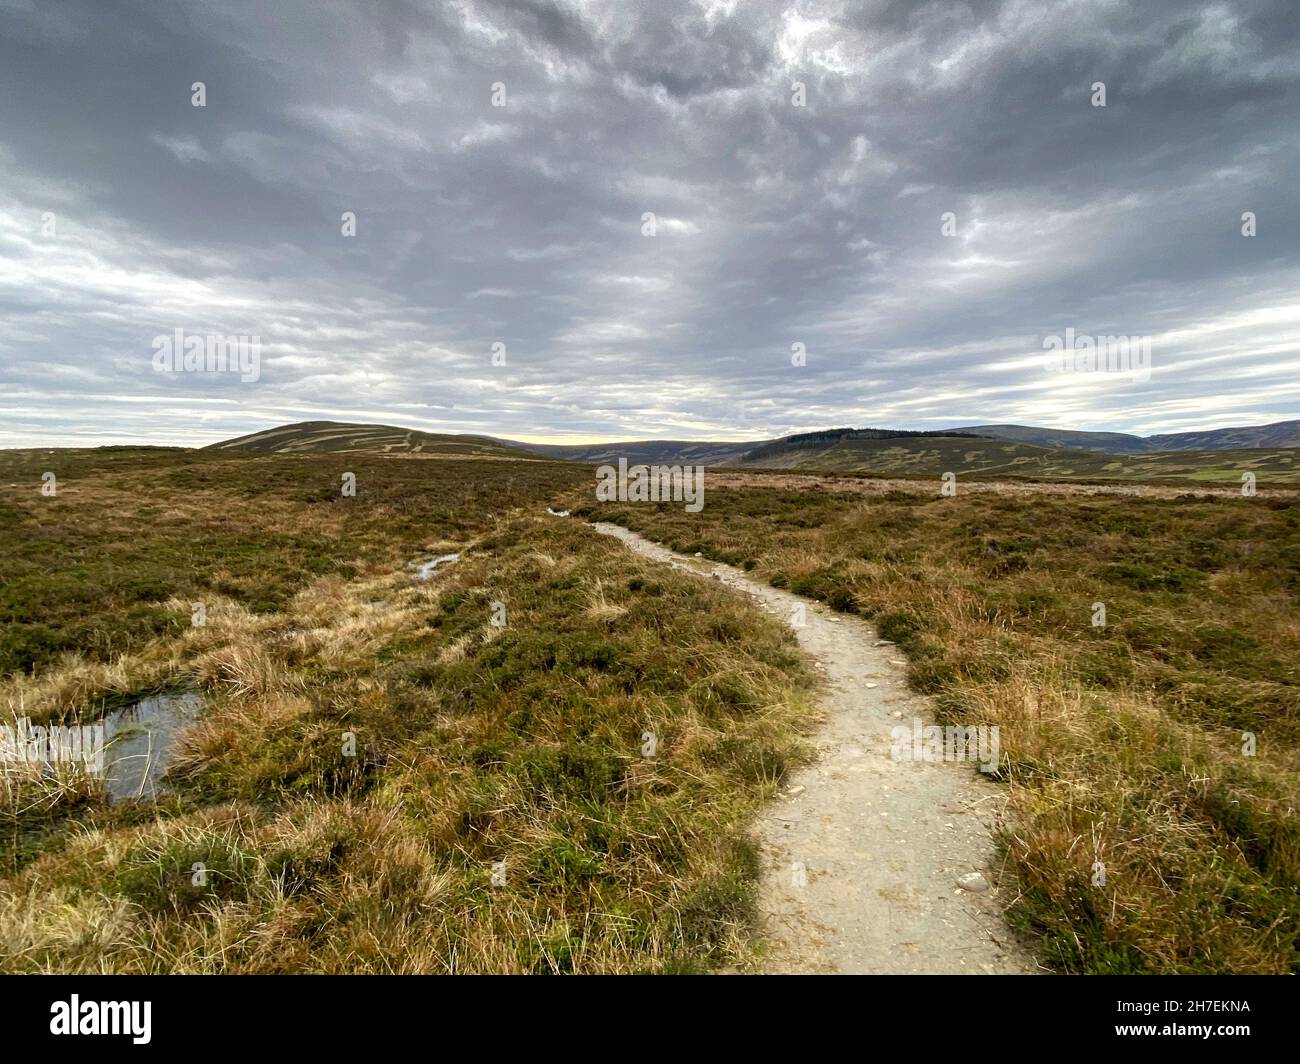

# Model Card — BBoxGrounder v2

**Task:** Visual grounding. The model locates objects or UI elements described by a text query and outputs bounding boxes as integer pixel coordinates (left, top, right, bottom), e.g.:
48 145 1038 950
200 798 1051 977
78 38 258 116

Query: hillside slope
735 434 1300 483
1147 419 1300 451
203 420 1300 484
955 420 1300 454
520 439 760 465
207 420 536 459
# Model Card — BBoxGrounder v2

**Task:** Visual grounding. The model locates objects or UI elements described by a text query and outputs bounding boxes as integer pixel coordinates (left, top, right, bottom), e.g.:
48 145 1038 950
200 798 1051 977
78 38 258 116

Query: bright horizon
3 411 1297 452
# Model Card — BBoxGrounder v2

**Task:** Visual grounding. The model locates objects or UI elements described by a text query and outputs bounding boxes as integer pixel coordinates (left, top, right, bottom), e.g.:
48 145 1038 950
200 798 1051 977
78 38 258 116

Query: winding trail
592 522 1039 975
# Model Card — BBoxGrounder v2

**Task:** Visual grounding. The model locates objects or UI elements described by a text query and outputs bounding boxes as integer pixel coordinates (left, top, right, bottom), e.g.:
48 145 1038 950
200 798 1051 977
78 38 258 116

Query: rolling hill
1146 419 1300 452
726 434 1300 483
953 419 1300 454
518 438 762 466
206 420 536 459
204 420 1300 484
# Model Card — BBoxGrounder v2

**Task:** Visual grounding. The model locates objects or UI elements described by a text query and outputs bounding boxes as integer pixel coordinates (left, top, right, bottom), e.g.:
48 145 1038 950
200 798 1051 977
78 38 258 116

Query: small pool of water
100 691 204 802
416 552 461 580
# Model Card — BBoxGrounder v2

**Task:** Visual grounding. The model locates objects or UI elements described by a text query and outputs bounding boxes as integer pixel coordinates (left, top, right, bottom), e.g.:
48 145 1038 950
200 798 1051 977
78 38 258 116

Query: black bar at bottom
0 973 1288 1052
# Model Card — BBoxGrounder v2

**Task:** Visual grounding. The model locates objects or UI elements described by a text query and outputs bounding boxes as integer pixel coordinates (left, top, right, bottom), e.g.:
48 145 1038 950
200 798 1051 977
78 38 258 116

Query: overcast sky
1 0 1298 447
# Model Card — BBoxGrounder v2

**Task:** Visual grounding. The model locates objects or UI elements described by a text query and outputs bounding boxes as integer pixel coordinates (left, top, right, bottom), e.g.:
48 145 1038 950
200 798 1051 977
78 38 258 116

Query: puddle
100 691 204 802
415 552 461 580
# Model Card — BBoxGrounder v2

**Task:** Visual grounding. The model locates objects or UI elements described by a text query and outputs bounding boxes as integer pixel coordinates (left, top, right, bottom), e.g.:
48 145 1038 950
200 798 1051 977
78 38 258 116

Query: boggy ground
1 449 818 972
6 447 1297 974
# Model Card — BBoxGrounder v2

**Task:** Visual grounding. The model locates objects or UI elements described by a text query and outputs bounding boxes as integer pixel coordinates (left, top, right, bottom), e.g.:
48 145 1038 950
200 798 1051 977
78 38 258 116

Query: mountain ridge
203 418 1300 484
204 420 535 459
950 420 1300 454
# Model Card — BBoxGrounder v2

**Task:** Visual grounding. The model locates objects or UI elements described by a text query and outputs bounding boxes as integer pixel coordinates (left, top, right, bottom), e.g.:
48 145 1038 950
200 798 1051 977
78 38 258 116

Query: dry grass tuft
0 464 816 972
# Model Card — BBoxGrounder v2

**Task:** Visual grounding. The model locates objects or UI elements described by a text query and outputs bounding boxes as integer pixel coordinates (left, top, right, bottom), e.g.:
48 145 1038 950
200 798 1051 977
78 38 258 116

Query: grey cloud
0 0 1297 447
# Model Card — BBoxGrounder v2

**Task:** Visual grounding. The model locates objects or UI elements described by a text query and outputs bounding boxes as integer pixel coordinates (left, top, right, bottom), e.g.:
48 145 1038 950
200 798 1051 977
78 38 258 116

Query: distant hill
949 424 1147 453
206 420 536 459
733 434 1078 474
726 433 1300 483
519 439 762 466
953 420 1300 454
738 427 988 465
518 420 1300 468
520 427 987 467
204 419 1300 484
1146 419 1300 451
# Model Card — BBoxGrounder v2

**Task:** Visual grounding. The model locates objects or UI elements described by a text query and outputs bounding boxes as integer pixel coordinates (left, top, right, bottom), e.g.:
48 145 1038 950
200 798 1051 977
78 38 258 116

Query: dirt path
593 521 1040 975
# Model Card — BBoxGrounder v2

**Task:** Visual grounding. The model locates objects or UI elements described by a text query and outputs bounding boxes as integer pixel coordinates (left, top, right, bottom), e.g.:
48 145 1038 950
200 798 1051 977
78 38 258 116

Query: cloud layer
2 0 1298 446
